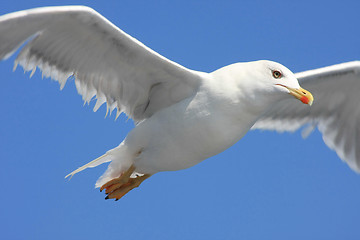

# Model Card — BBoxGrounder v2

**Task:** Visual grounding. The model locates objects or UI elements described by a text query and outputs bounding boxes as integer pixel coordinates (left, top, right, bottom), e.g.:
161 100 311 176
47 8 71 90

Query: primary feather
0 6 200 121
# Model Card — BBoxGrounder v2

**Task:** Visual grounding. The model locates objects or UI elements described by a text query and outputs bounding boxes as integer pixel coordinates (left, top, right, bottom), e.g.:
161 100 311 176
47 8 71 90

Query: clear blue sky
1 0 360 239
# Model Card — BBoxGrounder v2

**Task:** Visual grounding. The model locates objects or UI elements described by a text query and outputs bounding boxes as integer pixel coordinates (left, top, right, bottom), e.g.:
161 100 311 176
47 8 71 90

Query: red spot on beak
300 96 309 104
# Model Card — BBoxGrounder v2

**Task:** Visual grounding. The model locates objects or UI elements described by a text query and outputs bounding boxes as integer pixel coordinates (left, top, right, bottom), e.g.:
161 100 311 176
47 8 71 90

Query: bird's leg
100 164 150 201
105 174 150 201
99 164 135 192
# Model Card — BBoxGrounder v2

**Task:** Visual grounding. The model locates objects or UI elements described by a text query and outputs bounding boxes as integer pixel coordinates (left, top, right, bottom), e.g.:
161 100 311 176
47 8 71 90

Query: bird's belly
125 96 254 174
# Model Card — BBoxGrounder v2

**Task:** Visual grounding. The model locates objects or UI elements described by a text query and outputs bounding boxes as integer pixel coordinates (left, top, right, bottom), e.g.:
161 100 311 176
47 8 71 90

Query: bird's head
259 60 314 106
215 60 314 110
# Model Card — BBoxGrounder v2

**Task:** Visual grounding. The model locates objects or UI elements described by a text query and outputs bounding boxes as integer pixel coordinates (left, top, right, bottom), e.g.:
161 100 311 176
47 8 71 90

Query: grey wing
0 6 201 121
252 61 360 172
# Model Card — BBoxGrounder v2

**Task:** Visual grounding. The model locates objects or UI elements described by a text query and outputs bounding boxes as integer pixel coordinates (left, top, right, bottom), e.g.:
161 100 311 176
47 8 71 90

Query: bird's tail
65 153 112 180
65 143 136 188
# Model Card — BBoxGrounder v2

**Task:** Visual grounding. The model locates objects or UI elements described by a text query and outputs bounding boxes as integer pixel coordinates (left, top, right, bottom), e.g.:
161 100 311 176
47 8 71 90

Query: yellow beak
277 84 314 106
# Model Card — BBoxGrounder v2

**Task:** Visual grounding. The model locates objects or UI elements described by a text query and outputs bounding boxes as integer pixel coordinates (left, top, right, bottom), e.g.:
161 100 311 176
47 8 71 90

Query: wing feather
0 6 201 121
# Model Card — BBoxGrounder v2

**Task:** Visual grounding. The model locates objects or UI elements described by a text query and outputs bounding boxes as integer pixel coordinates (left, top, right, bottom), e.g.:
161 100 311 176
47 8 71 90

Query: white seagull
0 6 359 201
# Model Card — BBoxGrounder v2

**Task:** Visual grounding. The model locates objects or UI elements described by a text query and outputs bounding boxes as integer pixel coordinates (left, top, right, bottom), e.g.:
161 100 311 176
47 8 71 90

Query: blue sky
1 0 360 239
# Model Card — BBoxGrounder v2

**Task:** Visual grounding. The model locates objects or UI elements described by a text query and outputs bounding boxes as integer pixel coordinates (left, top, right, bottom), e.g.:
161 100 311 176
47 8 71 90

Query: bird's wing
0 6 201 121
252 61 360 172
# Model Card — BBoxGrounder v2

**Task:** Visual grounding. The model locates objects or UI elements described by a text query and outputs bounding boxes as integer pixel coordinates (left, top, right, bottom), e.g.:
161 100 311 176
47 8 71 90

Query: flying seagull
0 6 358 201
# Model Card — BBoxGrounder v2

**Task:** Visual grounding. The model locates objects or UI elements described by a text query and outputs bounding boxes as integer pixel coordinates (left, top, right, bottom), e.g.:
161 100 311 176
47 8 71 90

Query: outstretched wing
0 6 201 121
252 61 360 172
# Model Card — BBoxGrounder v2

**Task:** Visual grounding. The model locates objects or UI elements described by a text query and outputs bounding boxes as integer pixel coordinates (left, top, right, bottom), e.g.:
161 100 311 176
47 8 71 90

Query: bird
0 6 358 201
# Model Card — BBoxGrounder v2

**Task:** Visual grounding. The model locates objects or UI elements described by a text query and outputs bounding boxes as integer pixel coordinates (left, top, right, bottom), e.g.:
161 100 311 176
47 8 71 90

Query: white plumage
0 6 358 200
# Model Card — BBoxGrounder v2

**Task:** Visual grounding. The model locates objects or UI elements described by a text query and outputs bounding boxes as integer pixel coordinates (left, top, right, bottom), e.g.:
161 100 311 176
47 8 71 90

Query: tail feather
65 143 135 189
65 153 112 179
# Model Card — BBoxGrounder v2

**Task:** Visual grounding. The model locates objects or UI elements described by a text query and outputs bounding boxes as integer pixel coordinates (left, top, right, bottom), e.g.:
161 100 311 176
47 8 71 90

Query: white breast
126 77 260 174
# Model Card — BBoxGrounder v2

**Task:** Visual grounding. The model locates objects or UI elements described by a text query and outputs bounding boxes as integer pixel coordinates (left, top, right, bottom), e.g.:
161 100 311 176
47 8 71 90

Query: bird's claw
100 165 150 201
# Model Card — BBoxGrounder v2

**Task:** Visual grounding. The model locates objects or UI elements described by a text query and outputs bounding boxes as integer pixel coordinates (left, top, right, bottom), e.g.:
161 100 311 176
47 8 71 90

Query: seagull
0 6 358 201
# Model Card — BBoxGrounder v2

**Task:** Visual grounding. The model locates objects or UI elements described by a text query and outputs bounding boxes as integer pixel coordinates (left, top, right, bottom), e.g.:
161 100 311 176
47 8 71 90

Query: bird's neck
208 66 278 128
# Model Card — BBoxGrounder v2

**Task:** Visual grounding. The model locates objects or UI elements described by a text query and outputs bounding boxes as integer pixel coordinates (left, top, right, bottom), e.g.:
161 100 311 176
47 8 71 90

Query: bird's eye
272 70 282 79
